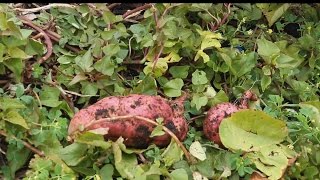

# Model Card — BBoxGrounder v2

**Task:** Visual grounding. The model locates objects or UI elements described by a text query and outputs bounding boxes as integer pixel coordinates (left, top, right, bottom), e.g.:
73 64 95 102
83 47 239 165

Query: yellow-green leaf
5 110 29 129
219 109 288 151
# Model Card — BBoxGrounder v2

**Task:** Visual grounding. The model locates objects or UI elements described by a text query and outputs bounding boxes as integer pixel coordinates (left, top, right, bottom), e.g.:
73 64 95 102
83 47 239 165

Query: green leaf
93 56 116 76
192 70 208 85
219 109 288 151
25 39 44 56
246 144 296 180
75 132 112 150
189 141 206 161
103 10 123 24
163 78 184 97
100 164 114 180
170 169 188 180
75 49 94 72
0 12 8 30
258 3 290 26
191 94 208 110
132 75 157 95
6 144 31 179
57 55 74 65
150 125 165 137
161 140 184 167
257 37 280 63
39 85 62 107
7 47 30 59
261 75 271 92
112 140 144 179
102 44 120 57
0 43 5 62
5 110 29 129
59 143 88 166
3 58 24 82
0 97 26 111
169 66 190 79
230 52 257 77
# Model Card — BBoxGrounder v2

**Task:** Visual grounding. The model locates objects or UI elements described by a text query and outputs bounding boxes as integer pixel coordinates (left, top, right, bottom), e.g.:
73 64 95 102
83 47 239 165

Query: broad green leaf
7 21 22 38
191 94 208 110
258 4 290 26
75 132 112 150
189 141 206 161
75 49 94 72
299 101 320 127
275 53 302 69
246 144 296 180
57 55 74 65
192 70 208 85
103 10 123 24
230 52 257 77
0 43 5 62
39 85 62 107
219 109 288 151
102 44 120 57
0 12 7 30
163 78 184 97
66 15 80 29
261 75 271 92
150 125 165 137
59 143 88 166
112 140 144 179
132 75 157 95
93 56 116 76
6 144 30 179
169 65 190 79
257 37 280 63
0 97 26 111
170 169 188 180
100 164 114 180
8 47 31 59
68 73 87 86
25 39 44 56
3 58 24 82
161 140 184 166
5 110 29 129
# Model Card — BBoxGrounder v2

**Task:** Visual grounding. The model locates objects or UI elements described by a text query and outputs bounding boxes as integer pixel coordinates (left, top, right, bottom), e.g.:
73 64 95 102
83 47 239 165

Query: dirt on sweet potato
68 94 188 148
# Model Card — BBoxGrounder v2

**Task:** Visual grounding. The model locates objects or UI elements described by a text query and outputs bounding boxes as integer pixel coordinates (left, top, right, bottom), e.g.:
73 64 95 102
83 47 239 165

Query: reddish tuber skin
203 90 257 145
68 93 188 148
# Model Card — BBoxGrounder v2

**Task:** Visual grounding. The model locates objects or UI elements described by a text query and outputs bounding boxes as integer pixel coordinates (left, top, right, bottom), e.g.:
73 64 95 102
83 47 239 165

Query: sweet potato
68 94 188 148
203 90 257 145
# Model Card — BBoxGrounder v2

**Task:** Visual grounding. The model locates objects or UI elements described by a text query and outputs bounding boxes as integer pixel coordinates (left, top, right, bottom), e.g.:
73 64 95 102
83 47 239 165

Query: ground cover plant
0 3 320 180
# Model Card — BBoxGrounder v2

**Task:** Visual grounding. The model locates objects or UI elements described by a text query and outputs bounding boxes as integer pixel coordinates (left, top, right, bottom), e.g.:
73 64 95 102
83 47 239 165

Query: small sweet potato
68 94 188 148
203 90 257 145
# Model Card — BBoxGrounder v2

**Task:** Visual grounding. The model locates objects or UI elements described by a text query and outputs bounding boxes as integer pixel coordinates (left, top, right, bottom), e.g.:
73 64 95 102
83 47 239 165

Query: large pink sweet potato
68 94 188 148
203 90 257 145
